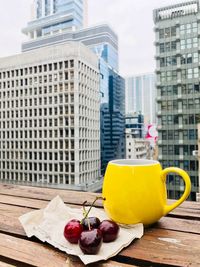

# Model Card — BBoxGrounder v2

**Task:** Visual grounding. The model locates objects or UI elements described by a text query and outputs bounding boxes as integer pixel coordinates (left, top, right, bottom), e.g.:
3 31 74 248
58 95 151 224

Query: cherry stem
82 196 105 221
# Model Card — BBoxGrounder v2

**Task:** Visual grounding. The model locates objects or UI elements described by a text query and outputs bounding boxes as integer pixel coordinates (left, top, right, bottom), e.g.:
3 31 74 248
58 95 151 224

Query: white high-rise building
125 73 156 124
0 42 101 191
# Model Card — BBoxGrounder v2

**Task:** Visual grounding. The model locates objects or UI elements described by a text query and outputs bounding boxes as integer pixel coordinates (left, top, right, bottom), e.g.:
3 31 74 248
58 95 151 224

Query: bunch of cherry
63 197 119 254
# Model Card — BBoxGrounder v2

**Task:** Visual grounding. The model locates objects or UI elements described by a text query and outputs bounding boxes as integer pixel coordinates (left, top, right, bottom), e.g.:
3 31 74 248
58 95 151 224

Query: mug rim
109 159 159 166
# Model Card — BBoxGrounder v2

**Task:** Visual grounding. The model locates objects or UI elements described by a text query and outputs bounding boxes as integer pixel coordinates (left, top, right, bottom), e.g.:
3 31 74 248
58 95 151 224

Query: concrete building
154 0 200 200
125 129 149 160
125 73 156 124
125 113 145 138
0 42 102 191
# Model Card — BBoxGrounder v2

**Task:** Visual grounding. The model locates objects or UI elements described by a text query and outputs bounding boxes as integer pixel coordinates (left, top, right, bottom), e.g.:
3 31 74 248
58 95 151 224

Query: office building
22 24 119 72
21 0 124 174
125 129 149 160
100 70 125 173
154 0 200 200
125 73 156 124
0 42 101 191
125 113 145 138
22 0 86 39
125 113 149 160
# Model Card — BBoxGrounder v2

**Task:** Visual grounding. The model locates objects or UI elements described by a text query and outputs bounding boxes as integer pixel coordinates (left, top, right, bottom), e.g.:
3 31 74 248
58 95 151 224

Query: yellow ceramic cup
102 159 191 226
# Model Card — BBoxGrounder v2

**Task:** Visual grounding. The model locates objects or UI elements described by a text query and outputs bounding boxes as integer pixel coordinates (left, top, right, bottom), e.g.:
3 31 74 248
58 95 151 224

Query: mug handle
161 167 191 216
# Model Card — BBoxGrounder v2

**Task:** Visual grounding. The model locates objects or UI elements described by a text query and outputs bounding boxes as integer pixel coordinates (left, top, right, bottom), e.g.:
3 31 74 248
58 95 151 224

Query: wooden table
0 184 200 267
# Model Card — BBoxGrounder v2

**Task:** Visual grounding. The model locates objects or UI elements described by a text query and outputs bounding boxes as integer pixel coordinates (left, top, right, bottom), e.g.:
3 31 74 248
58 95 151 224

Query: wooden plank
0 256 31 267
1 197 200 238
156 216 200 234
1 184 200 212
0 203 31 236
0 261 17 267
0 233 136 267
1 202 200 266
0 232 69 267
118 228 200 267
0 184 102 207
168 207 200 220
1 184 200 222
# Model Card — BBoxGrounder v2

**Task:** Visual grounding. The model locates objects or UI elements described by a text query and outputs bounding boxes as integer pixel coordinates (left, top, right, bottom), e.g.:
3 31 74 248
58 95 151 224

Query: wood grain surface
0 183 200 267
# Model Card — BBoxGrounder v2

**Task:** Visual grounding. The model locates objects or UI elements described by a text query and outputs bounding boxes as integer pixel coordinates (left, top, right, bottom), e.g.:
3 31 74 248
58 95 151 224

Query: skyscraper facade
22 0 124 174
154 1 200 200
100 69 125 172
22 0 86 39
0 42 101 191
125 73 156 124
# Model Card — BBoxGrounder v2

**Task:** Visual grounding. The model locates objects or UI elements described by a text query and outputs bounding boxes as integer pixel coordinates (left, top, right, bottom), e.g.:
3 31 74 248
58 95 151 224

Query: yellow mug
102 159 191 226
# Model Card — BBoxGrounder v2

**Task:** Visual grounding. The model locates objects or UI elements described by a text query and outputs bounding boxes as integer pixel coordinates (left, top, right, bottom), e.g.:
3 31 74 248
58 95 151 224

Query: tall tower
22 0 85 39
154 1 200 200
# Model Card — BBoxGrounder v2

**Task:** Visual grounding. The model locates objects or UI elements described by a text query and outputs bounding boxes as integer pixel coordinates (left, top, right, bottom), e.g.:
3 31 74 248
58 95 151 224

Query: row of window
159 26 176 39
182 83 200 94
0 158 99 172
161 129 198 140
160 68 199 82
0 128 99 140
0 74 97 90
181 52 199 64
0 60 74 79
159 41 176 53
162 144 197 158
160 83 200 96
161 114 200 125
160 85 178 96
180 22 198 35
0 117 75 128
161 98 200 111
1 172 75 184
159 22 198 40
0 105 74 117
181 67 199 79
162 158 198 172
160 52 199 67
180 37 198 49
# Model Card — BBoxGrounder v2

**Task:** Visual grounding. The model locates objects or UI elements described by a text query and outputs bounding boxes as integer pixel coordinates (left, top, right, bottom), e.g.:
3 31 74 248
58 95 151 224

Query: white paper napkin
19 196 143 265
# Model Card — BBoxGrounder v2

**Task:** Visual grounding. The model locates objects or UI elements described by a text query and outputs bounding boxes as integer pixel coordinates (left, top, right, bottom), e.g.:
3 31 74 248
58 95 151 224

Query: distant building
125 129 149 160
0 42 102 191
125 113 145 138
101 70 125 173
125 114 149 160
22 0 86 39
154 0 200 200
125 73 156 124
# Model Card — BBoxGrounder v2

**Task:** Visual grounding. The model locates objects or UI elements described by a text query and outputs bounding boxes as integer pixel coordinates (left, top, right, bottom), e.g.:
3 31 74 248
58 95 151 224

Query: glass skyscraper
22 0 85 39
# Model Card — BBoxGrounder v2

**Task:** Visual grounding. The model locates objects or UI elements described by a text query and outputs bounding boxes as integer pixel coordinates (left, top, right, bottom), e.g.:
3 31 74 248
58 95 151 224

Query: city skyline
0 0 188 76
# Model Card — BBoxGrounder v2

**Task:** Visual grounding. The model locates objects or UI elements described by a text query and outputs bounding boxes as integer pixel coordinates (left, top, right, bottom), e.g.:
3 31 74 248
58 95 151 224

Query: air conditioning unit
192 150 199 157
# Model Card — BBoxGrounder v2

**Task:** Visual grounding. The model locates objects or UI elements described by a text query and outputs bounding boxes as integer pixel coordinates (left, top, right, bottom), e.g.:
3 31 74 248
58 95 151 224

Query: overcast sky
0 0 185 76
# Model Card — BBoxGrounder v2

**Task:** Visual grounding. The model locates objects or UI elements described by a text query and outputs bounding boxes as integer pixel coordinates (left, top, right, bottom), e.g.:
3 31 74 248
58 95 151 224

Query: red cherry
81 217 101 230
79 228 103 254
99 220 119 242
64 219 83 244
